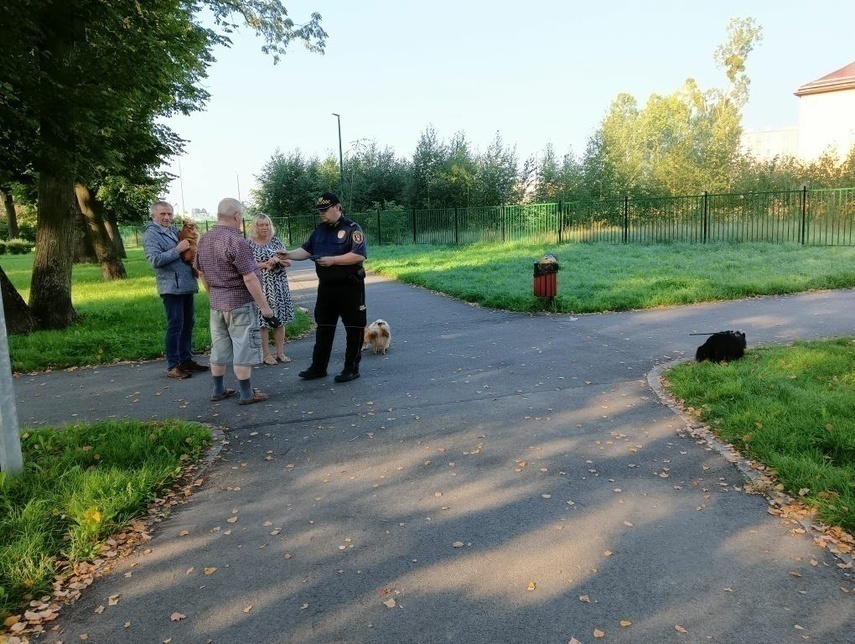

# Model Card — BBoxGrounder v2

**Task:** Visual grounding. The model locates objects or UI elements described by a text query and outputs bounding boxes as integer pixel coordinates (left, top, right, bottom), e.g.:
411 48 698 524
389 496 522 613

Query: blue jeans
161 294 195 369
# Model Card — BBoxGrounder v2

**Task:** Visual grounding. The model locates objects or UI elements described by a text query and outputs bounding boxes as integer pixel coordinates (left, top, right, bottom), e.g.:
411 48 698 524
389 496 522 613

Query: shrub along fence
121 187 855 248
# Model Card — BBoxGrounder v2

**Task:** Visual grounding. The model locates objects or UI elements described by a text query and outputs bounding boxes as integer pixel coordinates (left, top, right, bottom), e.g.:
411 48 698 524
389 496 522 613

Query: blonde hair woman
248 214 296 365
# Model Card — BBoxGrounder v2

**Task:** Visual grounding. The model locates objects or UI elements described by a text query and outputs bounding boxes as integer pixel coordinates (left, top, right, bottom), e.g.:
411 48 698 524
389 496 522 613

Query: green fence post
703 191 708 244
623 195 629 243
376 208 382 246
800 185 807 245
412 208 417 244
454 207 459 245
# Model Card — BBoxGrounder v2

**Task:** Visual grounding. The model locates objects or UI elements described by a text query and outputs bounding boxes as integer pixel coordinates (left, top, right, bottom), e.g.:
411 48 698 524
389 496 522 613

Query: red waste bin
533 256 560 297
533 271 558 297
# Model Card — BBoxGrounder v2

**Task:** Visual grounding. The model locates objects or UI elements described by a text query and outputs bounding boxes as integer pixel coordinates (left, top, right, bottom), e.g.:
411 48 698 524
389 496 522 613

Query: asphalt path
13 264 855 643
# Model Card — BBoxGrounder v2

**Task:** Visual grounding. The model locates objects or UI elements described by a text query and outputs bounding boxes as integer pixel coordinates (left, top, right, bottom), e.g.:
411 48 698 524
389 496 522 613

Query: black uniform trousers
311 276 366 373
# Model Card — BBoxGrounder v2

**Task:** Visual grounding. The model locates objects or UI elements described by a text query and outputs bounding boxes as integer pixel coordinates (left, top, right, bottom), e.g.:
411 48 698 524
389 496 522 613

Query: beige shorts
209 303 263 367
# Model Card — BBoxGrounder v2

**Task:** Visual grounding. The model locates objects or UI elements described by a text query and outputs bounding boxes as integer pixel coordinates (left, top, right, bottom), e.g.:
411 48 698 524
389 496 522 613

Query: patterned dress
249 236 295 329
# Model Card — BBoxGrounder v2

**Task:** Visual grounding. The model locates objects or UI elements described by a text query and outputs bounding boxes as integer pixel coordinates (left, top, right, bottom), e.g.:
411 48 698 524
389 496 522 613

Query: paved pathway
12 266 855 643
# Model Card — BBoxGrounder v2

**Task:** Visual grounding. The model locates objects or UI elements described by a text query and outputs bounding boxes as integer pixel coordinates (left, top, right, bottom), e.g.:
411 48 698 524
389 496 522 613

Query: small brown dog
178 220 199 275
363 319 391 355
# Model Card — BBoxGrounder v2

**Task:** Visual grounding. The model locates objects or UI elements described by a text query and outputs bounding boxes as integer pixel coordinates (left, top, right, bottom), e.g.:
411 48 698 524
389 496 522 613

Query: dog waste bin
533 254 559 297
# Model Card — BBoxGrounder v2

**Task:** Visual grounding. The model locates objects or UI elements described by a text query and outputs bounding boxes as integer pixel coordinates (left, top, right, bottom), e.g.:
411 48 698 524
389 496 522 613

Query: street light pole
332 113 344 197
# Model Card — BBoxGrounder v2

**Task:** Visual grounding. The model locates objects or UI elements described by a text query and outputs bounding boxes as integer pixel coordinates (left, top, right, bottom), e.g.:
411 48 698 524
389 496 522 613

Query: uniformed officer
281 192 367 382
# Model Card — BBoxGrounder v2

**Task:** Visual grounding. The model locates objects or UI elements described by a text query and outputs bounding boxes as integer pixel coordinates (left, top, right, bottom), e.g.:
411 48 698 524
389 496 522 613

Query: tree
345 141 408 212
408 126 447 208
471 132 520 206
253 149 323 218
592 17 763 197
0 189 19 239
0 1 327 330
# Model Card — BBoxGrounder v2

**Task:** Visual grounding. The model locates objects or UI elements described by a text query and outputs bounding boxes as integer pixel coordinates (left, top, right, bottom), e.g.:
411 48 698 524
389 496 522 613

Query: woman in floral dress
248 214 296 365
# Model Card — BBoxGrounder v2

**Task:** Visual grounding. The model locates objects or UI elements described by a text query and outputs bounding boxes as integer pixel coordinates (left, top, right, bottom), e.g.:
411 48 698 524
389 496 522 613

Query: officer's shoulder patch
352 231 364 244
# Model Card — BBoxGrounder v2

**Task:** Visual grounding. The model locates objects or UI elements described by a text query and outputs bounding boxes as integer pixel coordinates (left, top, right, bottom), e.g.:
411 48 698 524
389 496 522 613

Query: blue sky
163 0 855 213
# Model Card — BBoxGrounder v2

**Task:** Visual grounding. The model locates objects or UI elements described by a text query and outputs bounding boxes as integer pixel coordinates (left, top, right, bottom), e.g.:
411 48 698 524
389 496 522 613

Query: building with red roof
742 60 855 161
794 60 855 160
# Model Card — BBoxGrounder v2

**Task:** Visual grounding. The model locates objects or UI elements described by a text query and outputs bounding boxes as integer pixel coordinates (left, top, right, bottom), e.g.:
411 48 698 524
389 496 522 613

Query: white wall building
794 60 855 161
741 60 855 162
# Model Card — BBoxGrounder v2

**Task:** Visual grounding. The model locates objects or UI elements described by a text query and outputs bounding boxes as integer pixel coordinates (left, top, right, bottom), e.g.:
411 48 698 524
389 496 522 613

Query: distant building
740 127 799 160
794 60 855 161
190 208 210 221
741 60 855 162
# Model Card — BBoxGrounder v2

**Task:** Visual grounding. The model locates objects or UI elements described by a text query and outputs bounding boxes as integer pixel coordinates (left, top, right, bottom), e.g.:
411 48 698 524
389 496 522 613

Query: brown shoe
167 366 191 379
238 389 269 405
180 359 208 372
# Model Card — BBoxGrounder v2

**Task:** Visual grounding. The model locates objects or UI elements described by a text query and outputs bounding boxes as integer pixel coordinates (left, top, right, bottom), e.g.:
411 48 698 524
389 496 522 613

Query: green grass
0 420 211 618
1 249 311 372
367 241 855 313
664 339 855 534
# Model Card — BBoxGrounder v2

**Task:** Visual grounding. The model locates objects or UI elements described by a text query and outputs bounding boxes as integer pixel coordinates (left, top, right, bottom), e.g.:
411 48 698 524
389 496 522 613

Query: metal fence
120 187 855 248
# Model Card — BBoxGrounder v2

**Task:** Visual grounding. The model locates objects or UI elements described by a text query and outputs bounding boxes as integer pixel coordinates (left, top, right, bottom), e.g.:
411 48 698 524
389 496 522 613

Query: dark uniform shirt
301 215 367 284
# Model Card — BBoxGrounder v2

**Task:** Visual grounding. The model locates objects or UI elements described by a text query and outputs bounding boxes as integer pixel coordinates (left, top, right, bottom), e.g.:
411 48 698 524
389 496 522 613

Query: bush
16 223 36 243
0 242 6 255
6 239 33 254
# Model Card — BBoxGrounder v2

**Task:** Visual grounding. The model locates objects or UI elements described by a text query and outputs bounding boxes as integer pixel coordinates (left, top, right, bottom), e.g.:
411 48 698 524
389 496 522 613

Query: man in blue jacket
142 201 207 379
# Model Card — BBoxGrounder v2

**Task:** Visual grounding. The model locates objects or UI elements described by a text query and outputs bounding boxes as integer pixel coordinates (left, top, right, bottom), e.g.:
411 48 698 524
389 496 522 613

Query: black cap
314 192 341 211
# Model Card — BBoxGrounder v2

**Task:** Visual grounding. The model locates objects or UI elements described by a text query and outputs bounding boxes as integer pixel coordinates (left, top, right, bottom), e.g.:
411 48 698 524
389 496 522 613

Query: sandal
277 355 291 363
210 389 237 402
263 355 278 366
238 389 269 405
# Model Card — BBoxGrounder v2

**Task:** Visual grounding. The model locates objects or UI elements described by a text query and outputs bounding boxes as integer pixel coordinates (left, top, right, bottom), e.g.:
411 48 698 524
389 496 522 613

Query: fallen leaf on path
93 605 104 614
527 582 536 591
675 624 688 633
383 598 396 608
593 628 604 638
204 567 217 575
620 620 632 627
452 541 464 548
170 612 186 622
579 595 590 603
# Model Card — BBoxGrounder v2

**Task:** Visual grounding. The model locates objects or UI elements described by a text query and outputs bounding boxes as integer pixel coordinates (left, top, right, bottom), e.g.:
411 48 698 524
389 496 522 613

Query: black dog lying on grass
694 330 747 363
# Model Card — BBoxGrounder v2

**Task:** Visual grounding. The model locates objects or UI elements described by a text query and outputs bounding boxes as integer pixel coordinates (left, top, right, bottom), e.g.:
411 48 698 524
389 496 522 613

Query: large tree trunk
0 266 35 335
0 190 19 239
75 184 127 280
104 209 127 259
73 201 98 264
29 171 79 329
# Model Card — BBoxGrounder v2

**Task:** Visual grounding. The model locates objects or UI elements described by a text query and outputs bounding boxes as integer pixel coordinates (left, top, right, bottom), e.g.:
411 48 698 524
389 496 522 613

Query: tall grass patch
664 338 855 534
0 420 211 617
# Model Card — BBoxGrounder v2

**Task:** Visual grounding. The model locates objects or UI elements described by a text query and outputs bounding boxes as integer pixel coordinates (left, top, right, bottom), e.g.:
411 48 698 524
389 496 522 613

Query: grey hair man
141 200 207 379
194 198 274 405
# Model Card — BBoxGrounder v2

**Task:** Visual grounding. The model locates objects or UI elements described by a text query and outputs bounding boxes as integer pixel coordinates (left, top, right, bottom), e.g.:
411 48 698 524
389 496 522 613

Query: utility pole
0 287 23 474
177 156 186 217
332 113 344 196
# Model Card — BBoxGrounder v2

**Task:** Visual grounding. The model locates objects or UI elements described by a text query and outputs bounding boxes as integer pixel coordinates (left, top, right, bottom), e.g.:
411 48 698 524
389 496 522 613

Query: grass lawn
0 420 211 620
0 249 311 373
664 339 855 537
367 241 855 313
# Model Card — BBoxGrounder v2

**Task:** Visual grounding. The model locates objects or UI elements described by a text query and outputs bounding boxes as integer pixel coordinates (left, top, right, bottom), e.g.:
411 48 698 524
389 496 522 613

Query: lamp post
332 113 344 196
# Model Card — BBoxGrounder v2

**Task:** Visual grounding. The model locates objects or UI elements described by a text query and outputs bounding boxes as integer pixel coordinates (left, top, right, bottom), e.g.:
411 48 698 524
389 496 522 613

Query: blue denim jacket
142 220 199 295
